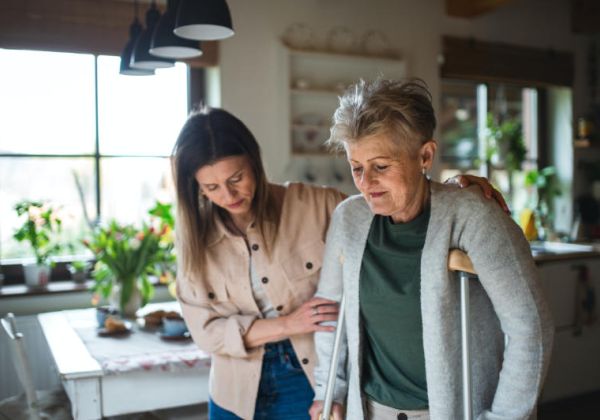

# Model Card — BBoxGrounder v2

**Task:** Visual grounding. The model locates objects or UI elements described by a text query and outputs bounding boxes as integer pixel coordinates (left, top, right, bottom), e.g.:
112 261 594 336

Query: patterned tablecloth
66 302 211 375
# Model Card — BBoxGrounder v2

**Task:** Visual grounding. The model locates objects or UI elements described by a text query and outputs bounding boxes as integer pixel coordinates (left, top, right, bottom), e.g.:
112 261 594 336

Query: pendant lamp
120 1 155 75
150 0 203 59
131 1 175 69
174 0 234 41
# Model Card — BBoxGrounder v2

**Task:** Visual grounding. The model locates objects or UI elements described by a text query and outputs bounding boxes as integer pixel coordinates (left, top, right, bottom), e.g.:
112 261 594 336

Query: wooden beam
446 0 516 18
572 0 600 34
441 36 574 87
0 0 217 67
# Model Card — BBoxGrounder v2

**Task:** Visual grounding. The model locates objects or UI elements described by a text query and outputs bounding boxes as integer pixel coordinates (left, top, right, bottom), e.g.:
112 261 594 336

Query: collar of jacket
206 183 285 248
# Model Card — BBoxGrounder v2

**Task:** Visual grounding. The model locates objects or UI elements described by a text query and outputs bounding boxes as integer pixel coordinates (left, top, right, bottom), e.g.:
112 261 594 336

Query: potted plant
524 166 562 241
12 200 63 288
84 202 175 317
67 259 91 283
485 113 527 202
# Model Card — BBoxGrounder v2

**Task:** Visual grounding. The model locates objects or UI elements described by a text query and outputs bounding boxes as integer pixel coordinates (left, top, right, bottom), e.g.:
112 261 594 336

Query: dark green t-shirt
359 207 430 410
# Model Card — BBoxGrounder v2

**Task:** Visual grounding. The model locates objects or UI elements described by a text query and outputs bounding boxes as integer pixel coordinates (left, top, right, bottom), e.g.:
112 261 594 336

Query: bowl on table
161 313 189 338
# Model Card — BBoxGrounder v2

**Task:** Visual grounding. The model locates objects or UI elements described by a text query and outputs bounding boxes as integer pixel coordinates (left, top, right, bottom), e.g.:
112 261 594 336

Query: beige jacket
177 182 344 419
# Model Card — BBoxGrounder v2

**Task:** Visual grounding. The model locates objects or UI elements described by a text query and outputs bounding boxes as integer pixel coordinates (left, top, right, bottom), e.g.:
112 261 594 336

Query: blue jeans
209 339 314 419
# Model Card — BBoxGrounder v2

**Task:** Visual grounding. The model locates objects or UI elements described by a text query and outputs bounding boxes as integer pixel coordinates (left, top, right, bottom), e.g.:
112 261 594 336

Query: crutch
321 250 475 420
448 249 477 420
319 293 346 420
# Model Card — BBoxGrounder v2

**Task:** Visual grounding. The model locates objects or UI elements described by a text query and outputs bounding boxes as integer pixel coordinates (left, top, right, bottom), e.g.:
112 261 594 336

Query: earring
421 167 426 176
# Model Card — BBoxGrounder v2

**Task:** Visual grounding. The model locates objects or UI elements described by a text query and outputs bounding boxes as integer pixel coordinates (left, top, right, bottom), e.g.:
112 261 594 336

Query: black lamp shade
150 0 203 59
120 18 155 76
131 4 175 70
174 0 234 41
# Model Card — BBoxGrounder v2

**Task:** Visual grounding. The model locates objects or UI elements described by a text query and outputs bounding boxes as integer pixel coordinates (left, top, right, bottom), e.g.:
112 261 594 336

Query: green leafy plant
13 201 63 265
485 113 527 172
68 259 90 272
524 166 562 240
84 202 175 312
67 259 91 283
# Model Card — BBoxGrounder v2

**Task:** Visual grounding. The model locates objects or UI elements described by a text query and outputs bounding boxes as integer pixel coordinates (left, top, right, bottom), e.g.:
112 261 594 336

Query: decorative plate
282 23 316 50
327 27 357 54
292 114 329 152
360 30 391 56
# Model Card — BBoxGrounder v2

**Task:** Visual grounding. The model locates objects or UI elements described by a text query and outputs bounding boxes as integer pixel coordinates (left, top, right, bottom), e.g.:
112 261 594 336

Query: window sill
0 280 167 299
0 280 93 299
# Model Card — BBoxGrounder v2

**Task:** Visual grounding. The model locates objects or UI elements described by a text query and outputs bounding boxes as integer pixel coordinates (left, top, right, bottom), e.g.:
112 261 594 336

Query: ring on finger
312 306 319 316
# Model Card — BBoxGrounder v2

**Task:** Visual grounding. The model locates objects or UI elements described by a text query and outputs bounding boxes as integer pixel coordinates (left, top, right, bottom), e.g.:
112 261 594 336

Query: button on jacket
177 182 344 419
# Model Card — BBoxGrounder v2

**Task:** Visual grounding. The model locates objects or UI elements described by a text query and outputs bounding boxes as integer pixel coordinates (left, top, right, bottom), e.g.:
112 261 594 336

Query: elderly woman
310 79 553 420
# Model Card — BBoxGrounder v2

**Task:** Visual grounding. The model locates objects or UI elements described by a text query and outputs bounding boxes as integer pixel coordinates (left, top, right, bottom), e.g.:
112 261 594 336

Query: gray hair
327 78 436 156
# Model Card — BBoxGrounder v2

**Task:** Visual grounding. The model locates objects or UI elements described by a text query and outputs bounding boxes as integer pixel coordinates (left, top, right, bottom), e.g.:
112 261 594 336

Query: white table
38 302 211 420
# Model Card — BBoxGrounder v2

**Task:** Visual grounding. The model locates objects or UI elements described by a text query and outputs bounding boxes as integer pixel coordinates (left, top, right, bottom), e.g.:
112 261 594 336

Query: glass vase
109 280 143 318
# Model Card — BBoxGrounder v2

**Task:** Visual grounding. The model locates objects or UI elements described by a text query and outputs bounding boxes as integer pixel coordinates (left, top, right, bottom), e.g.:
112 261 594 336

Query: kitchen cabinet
537 255 600 402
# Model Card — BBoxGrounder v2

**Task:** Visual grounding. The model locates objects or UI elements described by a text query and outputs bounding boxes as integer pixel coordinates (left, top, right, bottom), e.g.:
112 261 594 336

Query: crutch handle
448 249 476 274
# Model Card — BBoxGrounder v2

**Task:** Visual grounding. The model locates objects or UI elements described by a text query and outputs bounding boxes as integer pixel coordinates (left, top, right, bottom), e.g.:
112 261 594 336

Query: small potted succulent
67 259 91 283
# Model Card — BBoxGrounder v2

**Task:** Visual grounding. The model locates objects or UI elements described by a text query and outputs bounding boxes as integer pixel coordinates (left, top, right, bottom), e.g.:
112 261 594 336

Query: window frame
0 52 205 286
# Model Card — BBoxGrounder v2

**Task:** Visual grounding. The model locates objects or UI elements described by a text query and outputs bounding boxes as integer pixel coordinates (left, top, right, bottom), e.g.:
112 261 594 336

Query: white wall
216 0 578 182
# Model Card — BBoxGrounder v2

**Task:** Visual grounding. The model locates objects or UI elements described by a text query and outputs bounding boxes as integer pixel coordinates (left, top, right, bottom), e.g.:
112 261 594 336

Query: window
439 79 538 212
439 36 575 232
0 49 188 266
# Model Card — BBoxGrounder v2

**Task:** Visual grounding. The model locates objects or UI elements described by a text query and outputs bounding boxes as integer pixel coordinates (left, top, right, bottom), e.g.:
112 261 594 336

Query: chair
0 313 72 420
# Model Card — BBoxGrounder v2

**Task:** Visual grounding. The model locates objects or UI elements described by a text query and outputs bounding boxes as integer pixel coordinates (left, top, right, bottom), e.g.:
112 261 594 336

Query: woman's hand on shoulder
309 400 344 420
444 174 510 214
282 297 339 336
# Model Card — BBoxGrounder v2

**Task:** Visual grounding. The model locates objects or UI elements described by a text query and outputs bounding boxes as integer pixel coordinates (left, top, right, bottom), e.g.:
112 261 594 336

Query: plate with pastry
98 316 132 337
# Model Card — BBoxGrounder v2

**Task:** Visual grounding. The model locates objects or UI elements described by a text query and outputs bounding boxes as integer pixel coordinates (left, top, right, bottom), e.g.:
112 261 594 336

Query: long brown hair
172 107 280 280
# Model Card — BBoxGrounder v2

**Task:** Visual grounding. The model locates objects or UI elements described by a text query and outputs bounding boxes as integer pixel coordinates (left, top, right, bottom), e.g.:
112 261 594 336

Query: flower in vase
83 202 176 314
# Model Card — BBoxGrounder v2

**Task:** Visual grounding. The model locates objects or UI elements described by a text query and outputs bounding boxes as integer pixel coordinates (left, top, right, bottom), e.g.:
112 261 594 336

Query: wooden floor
106 395 600 420
539 391 600 420
108 403 208 420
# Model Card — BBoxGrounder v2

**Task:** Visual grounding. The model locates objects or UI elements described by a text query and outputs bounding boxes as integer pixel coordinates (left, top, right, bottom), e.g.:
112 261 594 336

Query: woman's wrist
244 316 289 348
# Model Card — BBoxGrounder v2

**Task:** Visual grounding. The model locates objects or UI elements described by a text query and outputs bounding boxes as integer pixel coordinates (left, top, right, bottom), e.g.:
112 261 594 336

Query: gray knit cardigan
313 182 554 420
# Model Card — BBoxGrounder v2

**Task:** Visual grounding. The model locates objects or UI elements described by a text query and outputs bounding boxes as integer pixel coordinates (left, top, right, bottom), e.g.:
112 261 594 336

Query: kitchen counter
531 241 600 263
531 242 600 402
